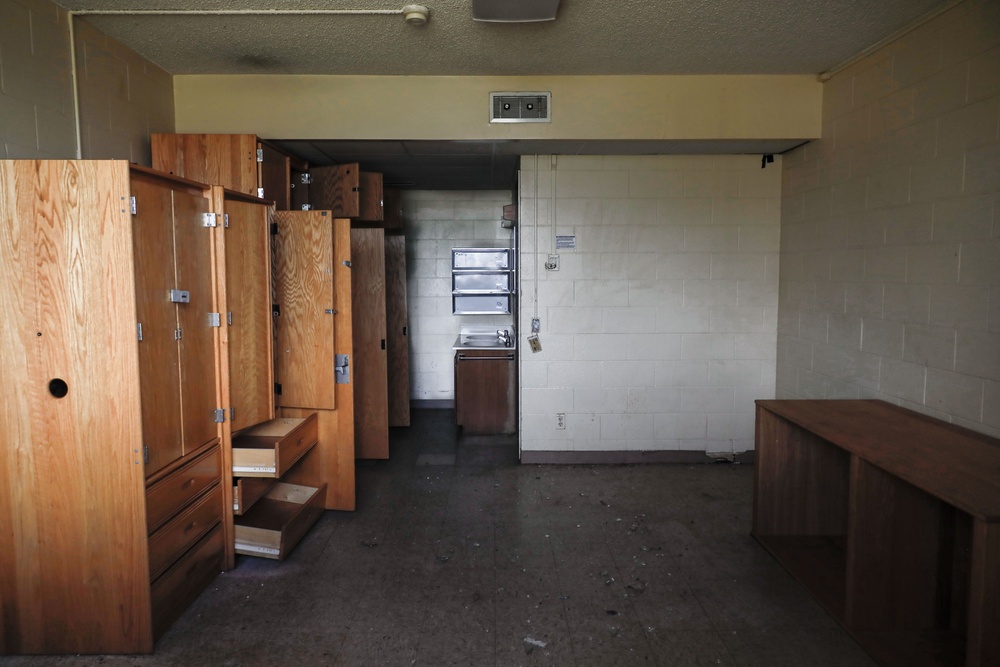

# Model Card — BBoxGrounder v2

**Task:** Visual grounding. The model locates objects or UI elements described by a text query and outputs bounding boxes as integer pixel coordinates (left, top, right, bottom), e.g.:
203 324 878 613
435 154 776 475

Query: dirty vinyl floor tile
1 409 874 667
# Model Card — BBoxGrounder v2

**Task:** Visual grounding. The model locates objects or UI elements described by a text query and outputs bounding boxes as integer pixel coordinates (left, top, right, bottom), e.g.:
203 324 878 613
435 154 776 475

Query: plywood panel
258 142 290 209
310 164 359 217
151 133 257 195
173 187 220 454
384 234 410 427
279 218 356 511
0 160 152 654
357 171 383 222
273 210 336 409
130 174 183 477
351 227 389 459
224 197 274 431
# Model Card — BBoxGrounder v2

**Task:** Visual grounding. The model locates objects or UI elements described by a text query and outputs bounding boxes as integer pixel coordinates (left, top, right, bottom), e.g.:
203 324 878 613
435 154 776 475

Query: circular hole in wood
48 378 68 398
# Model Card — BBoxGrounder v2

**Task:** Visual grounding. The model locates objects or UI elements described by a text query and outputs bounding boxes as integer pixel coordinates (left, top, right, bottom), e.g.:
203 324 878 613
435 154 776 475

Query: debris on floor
523 636 547 653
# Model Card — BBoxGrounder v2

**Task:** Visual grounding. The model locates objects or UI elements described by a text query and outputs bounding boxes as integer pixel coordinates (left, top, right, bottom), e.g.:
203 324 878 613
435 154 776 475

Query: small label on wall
556 235 576 249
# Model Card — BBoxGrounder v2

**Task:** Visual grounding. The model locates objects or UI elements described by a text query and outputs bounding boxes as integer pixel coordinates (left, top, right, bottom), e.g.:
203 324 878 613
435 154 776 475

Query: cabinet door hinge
143 445 149 465
274 382 282 396
335 354 350 384
208 312 221 327
257 187 265 198
169 289 190 303
256 148 264 162
129 196 137 215
224 213 230 228
301 173 312 185
227 311 233 326
202 212 218 228
213 408 226 423
301 204 312 211
230 406 236 422
174 328 183 340
137 322 143 341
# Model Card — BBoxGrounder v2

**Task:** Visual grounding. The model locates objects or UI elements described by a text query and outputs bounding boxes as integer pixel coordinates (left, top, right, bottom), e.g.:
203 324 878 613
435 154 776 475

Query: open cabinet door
272 212 355 510
350 227 389 459
310 164 360 217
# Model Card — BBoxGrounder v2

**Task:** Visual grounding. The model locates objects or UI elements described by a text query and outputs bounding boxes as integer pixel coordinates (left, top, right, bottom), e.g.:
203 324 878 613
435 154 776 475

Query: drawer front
276 413 319 476
146 446 222 533
148 483 223 581
150 525 224 641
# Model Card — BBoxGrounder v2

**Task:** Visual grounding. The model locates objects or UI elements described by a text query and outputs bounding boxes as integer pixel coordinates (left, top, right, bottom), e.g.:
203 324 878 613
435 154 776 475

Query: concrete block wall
518 155 781 455
777 0 1000 437
402 190 515 403
0 0 76 158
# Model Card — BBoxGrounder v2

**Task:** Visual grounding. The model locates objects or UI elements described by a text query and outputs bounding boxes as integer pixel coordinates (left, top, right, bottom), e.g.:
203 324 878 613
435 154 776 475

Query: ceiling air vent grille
490 92 551 124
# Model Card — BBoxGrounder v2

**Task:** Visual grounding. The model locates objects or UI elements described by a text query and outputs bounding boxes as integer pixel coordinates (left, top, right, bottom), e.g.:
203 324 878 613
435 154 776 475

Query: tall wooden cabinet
0 160 227 654
385 234 410 427
272 212 357 510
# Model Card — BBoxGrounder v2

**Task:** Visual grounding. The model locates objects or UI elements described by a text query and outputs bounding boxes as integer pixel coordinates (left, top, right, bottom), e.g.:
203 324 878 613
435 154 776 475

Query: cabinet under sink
454 348 517 435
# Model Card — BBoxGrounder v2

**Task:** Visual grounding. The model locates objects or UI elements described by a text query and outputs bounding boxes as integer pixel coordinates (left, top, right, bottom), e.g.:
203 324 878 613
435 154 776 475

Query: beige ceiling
54 0 953 188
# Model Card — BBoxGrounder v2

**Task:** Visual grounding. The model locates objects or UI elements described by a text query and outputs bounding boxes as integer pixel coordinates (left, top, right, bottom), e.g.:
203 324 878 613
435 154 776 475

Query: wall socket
556 413 566 429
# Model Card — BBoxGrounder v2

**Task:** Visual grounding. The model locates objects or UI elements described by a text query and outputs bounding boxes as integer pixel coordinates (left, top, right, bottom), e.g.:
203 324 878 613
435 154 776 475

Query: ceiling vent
490 92 551 123
473 0 560 22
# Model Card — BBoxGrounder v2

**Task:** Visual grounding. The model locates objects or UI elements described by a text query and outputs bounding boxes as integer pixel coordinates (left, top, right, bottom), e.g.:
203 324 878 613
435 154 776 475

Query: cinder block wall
777 0 1000 437
518 155 782 455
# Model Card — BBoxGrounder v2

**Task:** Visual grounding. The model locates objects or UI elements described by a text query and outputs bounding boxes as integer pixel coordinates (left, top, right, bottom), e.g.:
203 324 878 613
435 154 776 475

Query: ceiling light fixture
402 5 430 25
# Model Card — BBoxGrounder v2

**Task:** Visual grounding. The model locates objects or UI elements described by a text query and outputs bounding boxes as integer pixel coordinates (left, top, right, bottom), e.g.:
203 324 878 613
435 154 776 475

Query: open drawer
231 413 318 477
234 482 326 560
233 477 278 515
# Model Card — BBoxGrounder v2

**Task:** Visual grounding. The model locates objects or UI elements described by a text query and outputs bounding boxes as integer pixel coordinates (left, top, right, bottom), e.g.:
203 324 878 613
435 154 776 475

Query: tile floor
1 409 874 666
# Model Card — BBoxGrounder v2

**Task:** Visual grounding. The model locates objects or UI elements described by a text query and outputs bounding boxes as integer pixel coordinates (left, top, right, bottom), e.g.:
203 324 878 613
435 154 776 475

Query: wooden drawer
150 525 224 641
146 446 222 533
234 482 326 560
148 484 223 581
233 477 277 515
231 413 318 477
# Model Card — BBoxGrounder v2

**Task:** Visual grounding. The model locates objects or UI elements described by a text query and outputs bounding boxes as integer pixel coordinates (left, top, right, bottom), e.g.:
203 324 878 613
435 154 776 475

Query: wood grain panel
384 234 410 427
968 520 1000 667
273 211 336 409
351 227 389 459
0 160 152 654
172 187 220 454
258 142 290 209
223 196 274 430
310 164 359 217
151 133 258 195
382 188 403 230
454 350 517 434
357 171 384 222
130 173 183 476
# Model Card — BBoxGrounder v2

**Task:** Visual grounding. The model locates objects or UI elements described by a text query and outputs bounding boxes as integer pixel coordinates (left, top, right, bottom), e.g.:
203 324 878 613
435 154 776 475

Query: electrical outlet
556 413 566 430
545 254 559 271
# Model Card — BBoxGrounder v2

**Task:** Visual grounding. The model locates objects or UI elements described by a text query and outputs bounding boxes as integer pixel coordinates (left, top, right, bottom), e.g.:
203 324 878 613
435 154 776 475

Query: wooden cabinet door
273 210 336 409
357 172 384 222
351 227 389 459
455 350 517 434
223 197 273 430
131 175 184 476
385 235 410 427
172 187 219 454
310 164 360 217
151 133 258 196
382 188 403 230
258 142 290 209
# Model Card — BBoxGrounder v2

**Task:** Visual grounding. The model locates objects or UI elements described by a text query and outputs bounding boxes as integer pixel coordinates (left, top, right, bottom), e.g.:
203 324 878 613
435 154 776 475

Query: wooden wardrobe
0 160 228 653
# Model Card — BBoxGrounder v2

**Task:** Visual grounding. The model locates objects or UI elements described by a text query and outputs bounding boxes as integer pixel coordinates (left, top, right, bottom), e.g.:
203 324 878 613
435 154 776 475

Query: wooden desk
753 400 1000 667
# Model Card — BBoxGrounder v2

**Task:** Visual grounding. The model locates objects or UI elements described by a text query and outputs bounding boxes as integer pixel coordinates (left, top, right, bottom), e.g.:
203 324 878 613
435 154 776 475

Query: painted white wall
777 0 1000 438
402 190 515 402
518 155 781 454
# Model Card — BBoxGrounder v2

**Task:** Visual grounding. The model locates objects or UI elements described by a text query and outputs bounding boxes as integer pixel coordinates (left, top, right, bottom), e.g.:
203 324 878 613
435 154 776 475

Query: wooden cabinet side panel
351 228 389 459
224 199 274 430
273 211 336 409
384 234 410 427
172 188 220 454
0 160 152 654
258 143 290 210
357 172 384 222
311 164 359 217
130 175 184 476
151 134 257 195
968 520 1000 667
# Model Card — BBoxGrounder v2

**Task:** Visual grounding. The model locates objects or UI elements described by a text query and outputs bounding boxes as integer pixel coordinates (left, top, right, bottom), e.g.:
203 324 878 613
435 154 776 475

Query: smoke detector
473 0 560 22
490 92 551 123
402 4 429 25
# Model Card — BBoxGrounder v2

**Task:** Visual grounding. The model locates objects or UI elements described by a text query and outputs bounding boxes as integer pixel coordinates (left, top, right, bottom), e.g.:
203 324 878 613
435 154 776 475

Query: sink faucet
497 329 511 347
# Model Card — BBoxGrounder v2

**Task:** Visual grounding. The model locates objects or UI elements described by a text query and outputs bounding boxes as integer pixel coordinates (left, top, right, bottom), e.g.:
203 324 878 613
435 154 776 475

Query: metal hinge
224 213 230 228
257 187 265 198
202 212 218 228
301 204 312 211
335 354 350 384
227 311 233 326
143 445 149 465
208 312 221 327
342 260 352 268
213 408 226 423
169 289 190 303
256 148 264 162
129 196 137 215
174 328 183 340
274 383 282 396
230 406 236 422
301 173 312 185
137 323 143 341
